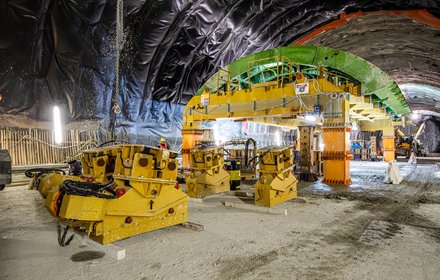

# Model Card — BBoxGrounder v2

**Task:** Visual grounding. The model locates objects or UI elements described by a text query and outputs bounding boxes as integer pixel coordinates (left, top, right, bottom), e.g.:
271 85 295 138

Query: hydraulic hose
25 168 66 178
62 179 118 199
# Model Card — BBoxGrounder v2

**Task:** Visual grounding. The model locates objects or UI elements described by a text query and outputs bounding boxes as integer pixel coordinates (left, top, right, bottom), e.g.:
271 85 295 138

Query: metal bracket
58 224 75 247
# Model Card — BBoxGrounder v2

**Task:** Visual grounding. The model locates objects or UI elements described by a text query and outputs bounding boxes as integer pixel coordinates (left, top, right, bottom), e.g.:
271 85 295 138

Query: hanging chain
112 0 124 115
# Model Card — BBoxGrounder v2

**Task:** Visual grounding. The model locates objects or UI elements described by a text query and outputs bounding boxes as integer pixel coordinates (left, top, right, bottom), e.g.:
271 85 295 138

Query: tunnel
1 2 440 279
1 1 440 148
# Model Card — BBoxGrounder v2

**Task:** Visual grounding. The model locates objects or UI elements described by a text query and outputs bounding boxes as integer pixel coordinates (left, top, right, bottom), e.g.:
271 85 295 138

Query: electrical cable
244 138 256 168
62 180 118 199
25 168 66 178
97 140 130 148
255 148 272 167
10 135 98 150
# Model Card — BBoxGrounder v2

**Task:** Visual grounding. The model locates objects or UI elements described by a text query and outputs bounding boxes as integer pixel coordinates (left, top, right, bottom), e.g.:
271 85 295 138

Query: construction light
213 123 226 145
274 130 282 146
53 106 63 144
213 124 220 146
304 115 316 122
410 113 420 121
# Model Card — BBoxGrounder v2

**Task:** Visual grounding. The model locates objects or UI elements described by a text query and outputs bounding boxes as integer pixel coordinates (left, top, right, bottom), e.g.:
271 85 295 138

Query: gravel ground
1 161 439 280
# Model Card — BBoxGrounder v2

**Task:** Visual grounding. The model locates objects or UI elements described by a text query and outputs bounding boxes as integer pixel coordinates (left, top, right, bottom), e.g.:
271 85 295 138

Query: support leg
298 126 317 181
322 126 352 185
382 125 396 162
383 136 396 162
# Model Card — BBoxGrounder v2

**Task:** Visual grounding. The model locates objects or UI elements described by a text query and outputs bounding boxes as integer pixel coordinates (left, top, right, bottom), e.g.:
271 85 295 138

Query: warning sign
200 93 210 105
295 83 309 94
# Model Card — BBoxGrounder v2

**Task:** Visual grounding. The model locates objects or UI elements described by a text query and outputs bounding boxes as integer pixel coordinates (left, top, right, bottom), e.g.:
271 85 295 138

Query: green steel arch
197 46 411 117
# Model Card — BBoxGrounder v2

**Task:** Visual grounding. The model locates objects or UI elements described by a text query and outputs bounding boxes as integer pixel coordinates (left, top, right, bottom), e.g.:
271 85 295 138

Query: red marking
117 188 126 197
294 10 440 46
51 191 61 215
175 183 180 190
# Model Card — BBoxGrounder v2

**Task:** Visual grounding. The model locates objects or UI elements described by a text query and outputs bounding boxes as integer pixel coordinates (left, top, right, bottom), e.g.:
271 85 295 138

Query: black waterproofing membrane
1 0 440 145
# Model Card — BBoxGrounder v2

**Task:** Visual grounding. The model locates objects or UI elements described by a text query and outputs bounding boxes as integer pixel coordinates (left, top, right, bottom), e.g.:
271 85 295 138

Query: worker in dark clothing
158 137 168 150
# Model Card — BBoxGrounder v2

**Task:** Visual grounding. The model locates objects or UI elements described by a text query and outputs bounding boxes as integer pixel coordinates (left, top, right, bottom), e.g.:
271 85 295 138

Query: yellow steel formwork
37 173 84 199
182 71 368 186
180 55 403 191
183 79 346 129
254 146 298 207
81 145 120 182
44 144 188 244
29 146 121 199
185 146 230 198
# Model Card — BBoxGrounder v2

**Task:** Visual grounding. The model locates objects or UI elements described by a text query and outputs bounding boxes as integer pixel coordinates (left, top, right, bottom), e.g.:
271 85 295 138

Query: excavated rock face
0 1 440 128
302 13 440 119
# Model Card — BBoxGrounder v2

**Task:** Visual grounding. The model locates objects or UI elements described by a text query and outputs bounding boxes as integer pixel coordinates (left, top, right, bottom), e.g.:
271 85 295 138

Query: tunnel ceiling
1 1 440 127
299 12 440 119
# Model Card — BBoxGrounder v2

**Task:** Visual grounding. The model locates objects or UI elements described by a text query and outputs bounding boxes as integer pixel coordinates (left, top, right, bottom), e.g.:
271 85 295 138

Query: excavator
395 121 427 158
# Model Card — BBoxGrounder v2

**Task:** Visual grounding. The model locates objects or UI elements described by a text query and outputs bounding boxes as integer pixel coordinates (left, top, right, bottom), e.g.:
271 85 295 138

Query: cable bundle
62 180 118 199
25 168 65 178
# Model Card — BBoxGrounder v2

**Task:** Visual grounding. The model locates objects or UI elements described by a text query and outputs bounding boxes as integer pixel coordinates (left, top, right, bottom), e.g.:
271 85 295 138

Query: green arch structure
197 46 411 117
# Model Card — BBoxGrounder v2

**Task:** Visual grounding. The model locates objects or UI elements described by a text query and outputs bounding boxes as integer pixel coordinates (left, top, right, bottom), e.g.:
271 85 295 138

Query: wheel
0 185 5 191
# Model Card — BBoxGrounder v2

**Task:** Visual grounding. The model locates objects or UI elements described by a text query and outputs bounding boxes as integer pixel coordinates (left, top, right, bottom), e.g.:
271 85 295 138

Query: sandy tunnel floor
1 161 440 280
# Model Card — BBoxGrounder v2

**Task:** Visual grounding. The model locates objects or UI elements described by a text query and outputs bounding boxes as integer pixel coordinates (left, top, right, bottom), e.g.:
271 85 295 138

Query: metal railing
210 56 361 95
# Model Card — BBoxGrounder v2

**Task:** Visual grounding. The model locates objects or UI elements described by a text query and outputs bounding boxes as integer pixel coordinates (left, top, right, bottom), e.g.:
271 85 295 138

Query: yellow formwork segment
59 195 106 221
383 137 396 162
254 146 298 208
37 173 84 198
114 145 178 180
185 146 230 198
322 126 352 185
29 146 119 200
254 174 297 208
45 144 188 244
81 145 120 182
58 183 188 244
186 172 230 198
183 79 346 129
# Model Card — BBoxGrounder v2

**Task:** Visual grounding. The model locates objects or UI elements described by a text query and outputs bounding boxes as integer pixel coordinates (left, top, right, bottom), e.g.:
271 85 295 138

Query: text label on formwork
295 83 309 94
201 93 210 105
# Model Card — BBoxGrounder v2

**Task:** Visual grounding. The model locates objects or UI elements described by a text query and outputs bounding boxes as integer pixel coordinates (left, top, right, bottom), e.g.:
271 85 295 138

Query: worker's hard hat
160 137 166 142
